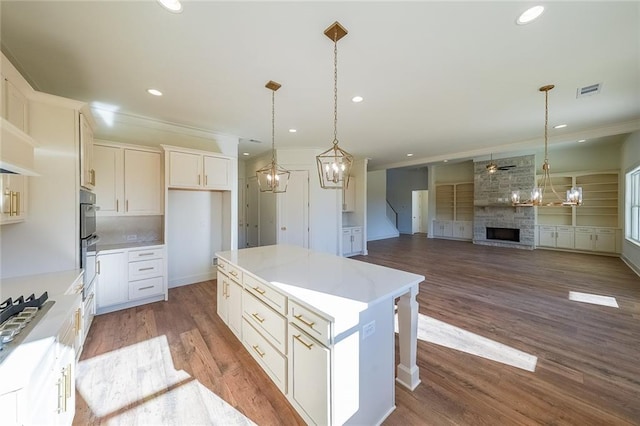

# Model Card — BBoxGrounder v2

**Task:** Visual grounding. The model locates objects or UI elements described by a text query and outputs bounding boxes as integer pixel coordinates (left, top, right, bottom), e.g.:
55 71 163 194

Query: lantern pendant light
316 21 354 190
256 80 290 193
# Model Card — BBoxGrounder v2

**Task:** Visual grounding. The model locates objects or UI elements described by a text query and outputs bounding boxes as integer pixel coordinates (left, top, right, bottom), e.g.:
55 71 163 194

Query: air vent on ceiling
577 83 602 98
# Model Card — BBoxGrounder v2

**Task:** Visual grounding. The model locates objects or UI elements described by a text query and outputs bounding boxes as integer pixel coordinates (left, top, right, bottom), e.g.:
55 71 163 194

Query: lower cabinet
96 245 166 314
453 221 473 240
433 220 472 240
432 220 453 238
537 225 618 254
217 267 242 339
342 226 363 257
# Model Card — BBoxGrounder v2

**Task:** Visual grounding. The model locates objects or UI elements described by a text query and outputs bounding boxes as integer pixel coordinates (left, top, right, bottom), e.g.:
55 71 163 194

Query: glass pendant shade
316 144 353 189
257 160 290 193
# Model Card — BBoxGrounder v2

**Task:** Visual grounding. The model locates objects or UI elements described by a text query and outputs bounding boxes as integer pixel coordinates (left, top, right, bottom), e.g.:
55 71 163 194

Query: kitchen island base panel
396 288 421 391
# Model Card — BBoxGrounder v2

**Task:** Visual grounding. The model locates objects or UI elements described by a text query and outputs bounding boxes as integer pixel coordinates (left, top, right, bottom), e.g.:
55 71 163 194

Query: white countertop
216 245 424 336
98 241 164 252
0 269 83 394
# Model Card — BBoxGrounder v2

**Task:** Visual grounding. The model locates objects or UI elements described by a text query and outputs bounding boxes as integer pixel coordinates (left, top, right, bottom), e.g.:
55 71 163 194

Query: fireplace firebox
486 227 520 242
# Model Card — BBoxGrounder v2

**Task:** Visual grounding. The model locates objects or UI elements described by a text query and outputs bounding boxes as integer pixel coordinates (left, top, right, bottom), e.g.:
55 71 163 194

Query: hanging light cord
536 85 562 204
271 88 276 164
333 29 339 147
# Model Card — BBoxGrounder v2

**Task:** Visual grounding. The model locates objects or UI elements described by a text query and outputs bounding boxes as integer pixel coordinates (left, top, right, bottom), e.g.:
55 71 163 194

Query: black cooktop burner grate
0 292 49 325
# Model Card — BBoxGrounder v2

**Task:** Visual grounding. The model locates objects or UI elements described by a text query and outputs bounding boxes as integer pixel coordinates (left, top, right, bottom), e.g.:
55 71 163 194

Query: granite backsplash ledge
97 215 163 245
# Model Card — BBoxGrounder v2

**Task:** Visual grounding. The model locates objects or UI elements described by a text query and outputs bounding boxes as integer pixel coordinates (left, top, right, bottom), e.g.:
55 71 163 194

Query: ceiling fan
486 154 516 174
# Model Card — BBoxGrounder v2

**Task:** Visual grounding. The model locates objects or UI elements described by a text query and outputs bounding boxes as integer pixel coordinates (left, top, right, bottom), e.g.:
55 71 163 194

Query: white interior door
411 191 421 234
278 170 309 248
246 177 259 247
238 177 246 248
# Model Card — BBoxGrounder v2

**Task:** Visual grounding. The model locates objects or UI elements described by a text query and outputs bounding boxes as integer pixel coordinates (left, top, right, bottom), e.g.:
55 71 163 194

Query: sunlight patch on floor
568 291 619 308
396 314 538 372
76 335 255 425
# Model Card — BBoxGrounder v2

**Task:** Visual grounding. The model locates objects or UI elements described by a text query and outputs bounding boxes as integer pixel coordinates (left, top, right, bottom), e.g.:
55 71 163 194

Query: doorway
278 170 309 248
411 190 429 234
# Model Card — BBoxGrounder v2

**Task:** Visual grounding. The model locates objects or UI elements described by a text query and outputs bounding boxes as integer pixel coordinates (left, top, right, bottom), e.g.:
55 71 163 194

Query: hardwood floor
74 236 640 425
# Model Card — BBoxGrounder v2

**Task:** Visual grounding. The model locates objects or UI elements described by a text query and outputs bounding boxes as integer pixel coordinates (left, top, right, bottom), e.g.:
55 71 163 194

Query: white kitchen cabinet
79 112 95 191
574 227 617 253
289 324 330 426
94 142 162 216
165 146 232 191
2 75 28 132
342 176 356 212
453 220 473 240
0 173 27 224
97 245 167 314
96 251 128 309
217 259 243 339
342 226 363 257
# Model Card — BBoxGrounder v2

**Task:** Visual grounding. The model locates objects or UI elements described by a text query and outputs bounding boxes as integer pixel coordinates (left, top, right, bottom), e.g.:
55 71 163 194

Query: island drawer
218 259 242 284
289 300 331 347
128 247 163 261
242 318 287 393
128 258 163 281
244 273 287 315
243 291 287 354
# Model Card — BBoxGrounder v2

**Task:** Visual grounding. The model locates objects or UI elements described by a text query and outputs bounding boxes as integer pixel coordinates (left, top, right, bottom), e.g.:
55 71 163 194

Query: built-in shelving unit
434 182 474 240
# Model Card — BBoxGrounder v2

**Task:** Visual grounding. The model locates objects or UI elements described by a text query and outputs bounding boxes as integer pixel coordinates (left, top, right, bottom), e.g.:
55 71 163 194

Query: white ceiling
1 1 639 169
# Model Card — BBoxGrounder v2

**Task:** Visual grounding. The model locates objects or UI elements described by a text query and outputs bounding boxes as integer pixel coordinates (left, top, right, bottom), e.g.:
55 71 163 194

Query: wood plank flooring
74 236 640 425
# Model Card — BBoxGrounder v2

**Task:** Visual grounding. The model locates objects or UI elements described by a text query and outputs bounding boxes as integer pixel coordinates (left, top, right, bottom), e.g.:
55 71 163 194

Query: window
627 165 640 245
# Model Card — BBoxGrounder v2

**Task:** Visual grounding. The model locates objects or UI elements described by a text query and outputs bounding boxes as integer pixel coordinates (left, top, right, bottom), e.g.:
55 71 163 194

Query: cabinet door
0 173 26 224
217 271 229 323
342 176 356 212
124 149 162 214
574 229 594 251
555 227 574 249
594 229 616 253
4 78 28 132
538 226 556 247
351 227 363 253
227 280 243 338
93 145 123 215
441 221 453 237
169 151 202 188
79 113 95 191
342 228 352 255
203 155 231 190
290 327 330 426
96 252 128 308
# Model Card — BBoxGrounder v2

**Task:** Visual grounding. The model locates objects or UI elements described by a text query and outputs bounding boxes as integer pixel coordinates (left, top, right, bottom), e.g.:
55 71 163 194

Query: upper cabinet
94 142 163 216
163 146 232 191
3 75 28 132
79 113 95 191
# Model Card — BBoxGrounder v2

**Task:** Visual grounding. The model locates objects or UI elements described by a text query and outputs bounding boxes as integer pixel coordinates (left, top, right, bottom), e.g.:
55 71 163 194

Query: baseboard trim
621 254 640 278
169 271 216 288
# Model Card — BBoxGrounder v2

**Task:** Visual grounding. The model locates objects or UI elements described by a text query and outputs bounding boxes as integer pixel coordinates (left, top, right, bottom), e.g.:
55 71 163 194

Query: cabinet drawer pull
205 175 208 186
138 267 155 272
253 286 266 295
294 314 315 328
219 263 226 269
137 252 155 257
230 270 238 277
294 334 314 350
65 364 72 398
252 344 265 358
198 174 201 185
116 199 119 211
75 309 81 336
251 312 265 323
138 285 154 291
126 200 129 212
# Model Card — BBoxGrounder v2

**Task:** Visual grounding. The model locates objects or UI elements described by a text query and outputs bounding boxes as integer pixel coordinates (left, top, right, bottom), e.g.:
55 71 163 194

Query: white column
396 285 420 390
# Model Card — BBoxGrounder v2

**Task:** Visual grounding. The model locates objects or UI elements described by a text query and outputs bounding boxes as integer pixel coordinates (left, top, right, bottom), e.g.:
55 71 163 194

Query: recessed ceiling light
352 96 363 103
407 153 414 157
157 0 182 13
289 129 297 133
147 88 163 96
516 5 544 25
242 152 250 156
577 139 587 143
554 124 567 129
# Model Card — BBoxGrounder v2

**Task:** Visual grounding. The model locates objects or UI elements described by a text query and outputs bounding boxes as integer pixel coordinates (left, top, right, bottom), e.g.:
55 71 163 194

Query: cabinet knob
281 226 287 231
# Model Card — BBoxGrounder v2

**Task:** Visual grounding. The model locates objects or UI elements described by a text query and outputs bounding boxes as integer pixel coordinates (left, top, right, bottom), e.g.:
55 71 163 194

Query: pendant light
256 80 290 193
316 21 354 190
512 85 582 206
486 153 498 174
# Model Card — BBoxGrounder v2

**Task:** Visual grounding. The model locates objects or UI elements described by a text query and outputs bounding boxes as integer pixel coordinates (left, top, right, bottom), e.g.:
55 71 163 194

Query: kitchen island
216 244 424 425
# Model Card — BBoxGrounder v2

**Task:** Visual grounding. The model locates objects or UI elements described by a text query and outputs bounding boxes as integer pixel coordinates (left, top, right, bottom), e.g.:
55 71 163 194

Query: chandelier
316 21 354 190
256 80 290 193
486 153 498 174
512 85 582 206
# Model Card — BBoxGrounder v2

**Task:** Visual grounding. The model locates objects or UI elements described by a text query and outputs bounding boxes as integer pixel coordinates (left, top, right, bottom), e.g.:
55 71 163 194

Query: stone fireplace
473 154 536 249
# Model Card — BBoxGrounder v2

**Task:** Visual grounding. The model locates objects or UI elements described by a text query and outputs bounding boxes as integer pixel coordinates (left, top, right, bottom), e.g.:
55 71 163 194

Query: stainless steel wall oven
80 189 99 299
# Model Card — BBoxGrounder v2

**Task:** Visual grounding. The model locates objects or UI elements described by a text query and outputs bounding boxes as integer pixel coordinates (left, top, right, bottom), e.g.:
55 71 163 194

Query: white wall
621 131 640 275
167 190 223 287
367 170 399 241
